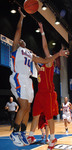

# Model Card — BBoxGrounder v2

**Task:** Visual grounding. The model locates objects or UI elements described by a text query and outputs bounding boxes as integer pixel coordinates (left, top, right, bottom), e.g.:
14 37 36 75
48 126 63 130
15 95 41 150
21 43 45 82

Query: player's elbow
32 55 38 63
16 28 21 34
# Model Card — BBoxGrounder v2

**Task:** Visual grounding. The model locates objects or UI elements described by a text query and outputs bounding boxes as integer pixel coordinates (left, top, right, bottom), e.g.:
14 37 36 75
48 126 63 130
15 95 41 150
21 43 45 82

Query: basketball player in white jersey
10 7 70 146
61 97 72 134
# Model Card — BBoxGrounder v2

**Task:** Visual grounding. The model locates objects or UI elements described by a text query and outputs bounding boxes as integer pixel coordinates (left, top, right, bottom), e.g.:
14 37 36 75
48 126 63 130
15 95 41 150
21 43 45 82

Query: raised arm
38 22 50 57
32 48 69 64
38 22 69 63
12 7 26 52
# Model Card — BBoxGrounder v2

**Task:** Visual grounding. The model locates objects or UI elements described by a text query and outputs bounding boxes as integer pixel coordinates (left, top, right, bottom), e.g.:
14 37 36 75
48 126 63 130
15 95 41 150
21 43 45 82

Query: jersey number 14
24 57 30 67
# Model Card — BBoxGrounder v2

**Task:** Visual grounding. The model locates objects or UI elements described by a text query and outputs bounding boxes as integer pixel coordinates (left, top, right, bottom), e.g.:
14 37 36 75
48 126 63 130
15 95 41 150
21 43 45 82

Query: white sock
29 131 34 136
50 134 55 140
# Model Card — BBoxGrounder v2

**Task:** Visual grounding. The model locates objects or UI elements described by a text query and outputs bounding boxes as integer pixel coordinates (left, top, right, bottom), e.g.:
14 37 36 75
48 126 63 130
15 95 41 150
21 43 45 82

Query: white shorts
9 72 34 103
62 113 71 123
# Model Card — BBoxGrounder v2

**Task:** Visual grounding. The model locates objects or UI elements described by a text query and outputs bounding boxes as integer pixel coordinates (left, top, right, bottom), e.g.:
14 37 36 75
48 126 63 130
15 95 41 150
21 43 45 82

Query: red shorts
33 91 59 120
38 112 48 129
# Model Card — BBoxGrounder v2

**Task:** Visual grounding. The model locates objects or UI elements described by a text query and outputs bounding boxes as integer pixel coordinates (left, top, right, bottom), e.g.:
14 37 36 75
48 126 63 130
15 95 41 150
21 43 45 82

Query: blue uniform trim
30 61 33 74
16 88 21 97
14 73 21 97
11 50 17 72
11 50 17 57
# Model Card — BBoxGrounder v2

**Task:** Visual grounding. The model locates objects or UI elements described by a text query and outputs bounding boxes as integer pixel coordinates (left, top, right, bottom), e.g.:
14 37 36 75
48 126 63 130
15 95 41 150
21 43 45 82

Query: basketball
24 0 39 14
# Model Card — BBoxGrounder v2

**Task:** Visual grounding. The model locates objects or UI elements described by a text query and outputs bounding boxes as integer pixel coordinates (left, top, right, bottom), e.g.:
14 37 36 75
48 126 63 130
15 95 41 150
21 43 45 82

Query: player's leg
21 102 31 132
10 98 30 146
13 77 33 131
45 125 49 144
41 128 45 139
29 115 40 133
47 119 57 150
26 92 42 144
28 92 42 135
67 114 71 124
39 113 49 143
47 92 58 149
62 114 68 134
48 119 54 135
20 77 34 132
27 115 40 144
65 115 71 134
18 102 31 146
14 98 29 128
10 75 34 146
18 78 34 145
64 119 67 128
48 118 57 142
13 91 40 145
64 119 68 134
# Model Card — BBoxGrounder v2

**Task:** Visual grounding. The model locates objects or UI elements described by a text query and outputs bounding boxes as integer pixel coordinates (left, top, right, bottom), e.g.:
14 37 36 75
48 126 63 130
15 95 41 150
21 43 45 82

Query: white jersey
11 47 33 76
10 47 34 101
62 102 71 122
63 102 70 114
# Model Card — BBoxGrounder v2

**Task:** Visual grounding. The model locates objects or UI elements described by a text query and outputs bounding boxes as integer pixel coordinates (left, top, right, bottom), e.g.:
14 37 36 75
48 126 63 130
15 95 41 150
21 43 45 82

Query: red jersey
38 64 55 92
33 63 59 119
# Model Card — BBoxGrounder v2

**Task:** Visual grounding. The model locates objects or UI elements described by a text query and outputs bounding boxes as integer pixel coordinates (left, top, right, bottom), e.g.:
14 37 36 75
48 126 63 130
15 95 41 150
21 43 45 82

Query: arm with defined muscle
32 49 69 64
38 22 69 64
12 7 26 52
38 22 50 58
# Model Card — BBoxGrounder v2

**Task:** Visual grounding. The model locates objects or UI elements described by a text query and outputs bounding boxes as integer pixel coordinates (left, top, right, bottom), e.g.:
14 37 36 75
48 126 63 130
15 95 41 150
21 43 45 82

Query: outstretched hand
59 48 69 57
18 7 26 18
38 22 44 33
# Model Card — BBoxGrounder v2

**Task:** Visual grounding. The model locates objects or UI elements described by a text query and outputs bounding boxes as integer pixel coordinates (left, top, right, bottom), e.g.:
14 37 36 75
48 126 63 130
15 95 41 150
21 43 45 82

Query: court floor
0 120 72 150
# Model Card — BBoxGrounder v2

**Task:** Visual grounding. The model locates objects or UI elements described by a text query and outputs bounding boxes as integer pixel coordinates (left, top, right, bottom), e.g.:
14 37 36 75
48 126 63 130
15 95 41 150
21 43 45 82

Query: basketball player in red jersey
26 23 69 149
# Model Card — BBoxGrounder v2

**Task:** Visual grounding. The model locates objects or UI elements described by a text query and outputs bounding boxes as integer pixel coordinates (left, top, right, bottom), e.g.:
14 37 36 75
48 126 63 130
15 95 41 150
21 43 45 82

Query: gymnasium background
0 1 72 124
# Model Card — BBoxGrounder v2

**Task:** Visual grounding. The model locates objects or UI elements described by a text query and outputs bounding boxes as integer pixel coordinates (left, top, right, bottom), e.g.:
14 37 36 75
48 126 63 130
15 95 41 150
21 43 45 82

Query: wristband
41 32 45 35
